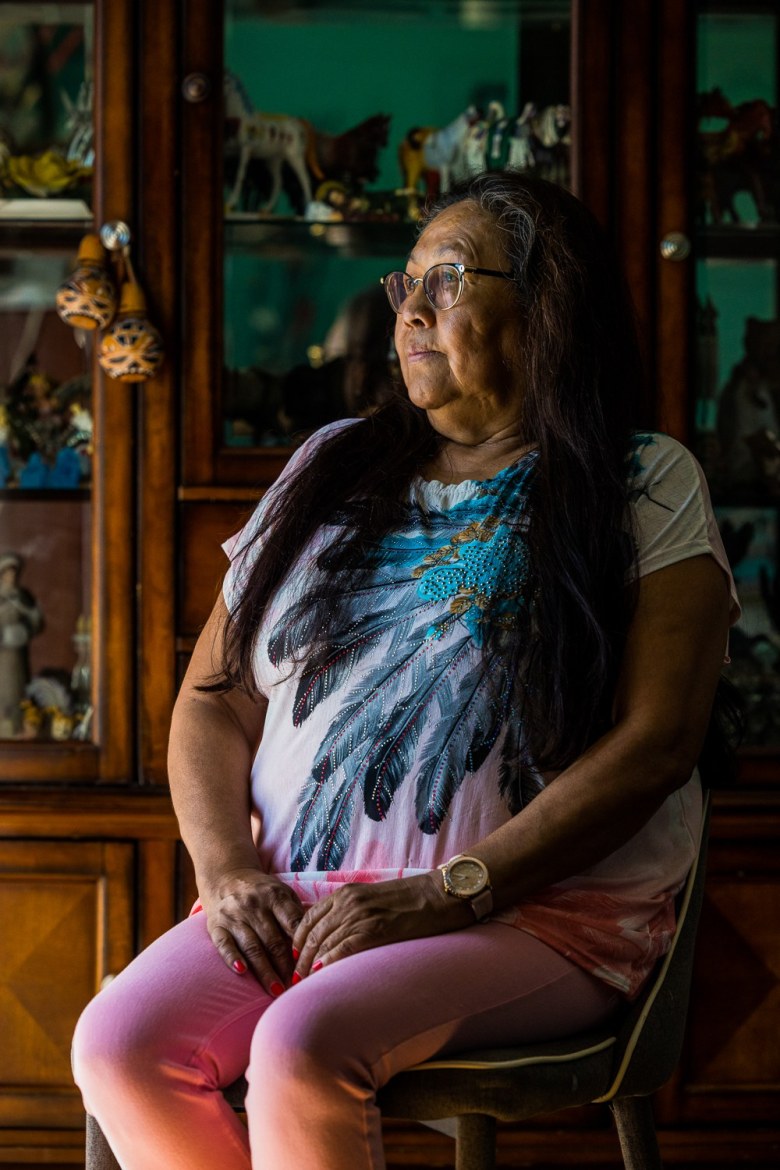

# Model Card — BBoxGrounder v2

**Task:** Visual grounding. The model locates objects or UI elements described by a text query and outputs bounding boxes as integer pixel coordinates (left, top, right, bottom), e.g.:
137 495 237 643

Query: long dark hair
207 171 717 780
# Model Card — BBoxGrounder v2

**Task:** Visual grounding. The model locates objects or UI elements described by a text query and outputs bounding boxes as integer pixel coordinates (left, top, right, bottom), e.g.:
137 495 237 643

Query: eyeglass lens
384 264 462 313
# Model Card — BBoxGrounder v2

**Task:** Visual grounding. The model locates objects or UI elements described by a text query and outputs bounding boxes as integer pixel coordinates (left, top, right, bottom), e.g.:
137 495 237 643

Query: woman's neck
421 434 534 485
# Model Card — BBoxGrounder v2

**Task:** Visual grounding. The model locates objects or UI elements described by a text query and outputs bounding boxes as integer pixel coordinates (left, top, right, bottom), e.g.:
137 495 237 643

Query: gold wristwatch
439 854 493 921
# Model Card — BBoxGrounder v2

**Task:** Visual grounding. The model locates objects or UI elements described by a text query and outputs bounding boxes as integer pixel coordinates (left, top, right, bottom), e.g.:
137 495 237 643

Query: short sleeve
627 433 741 625
221 419 359 615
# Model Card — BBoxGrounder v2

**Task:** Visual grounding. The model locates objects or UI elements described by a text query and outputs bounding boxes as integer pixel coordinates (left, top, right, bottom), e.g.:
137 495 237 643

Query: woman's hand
291 872 472 980
201 867 305 995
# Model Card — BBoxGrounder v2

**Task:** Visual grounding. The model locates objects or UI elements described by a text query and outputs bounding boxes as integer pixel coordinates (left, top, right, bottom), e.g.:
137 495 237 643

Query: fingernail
292 947 300 961
232 959 247 974
291 971 302 985
269 981 285 998
312 960 323 973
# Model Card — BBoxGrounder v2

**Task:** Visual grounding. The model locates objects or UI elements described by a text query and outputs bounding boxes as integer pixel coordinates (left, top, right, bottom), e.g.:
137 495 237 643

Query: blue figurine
50 447 81 488
19 453 49 488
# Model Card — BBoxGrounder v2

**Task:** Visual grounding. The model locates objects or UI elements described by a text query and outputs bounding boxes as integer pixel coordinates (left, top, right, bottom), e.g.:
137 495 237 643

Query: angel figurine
0 552 43 736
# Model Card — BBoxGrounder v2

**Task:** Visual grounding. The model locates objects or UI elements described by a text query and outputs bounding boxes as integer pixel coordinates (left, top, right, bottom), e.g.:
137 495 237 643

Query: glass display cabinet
0 1 135 780
692 3 780 756
180 0 573 486
0 4 96 763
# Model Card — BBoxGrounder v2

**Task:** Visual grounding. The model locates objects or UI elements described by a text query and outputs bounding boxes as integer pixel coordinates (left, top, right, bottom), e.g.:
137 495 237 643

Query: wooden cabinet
0 0 778 1165
0 1 181 1162
0 839 133 1130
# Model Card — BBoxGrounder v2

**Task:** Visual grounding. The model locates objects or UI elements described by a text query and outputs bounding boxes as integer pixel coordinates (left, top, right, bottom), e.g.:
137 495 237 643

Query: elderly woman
73 171 740 1170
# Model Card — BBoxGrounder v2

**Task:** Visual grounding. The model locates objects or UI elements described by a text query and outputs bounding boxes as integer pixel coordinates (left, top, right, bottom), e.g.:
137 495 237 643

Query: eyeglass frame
380 262 514 313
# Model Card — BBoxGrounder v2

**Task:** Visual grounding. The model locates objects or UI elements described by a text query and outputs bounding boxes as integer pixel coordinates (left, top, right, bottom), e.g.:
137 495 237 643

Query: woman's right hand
200 868 305 995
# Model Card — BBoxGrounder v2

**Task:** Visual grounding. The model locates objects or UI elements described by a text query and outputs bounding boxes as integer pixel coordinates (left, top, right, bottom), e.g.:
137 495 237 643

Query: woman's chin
405 383 454 413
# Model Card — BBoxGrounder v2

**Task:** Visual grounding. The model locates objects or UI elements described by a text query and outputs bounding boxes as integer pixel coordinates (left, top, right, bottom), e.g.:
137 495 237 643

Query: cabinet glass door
0 4 95 748
693 3 779 751
182 0 572 482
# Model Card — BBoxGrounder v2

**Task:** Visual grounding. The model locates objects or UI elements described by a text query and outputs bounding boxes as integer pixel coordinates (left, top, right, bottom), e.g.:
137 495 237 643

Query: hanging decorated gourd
97 275 164 383
55 233 117 330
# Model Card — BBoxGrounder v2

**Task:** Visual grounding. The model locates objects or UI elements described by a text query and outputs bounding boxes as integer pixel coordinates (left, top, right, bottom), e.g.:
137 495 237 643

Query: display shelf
0 488 90 501
0 223 93 256
224 216 417 258
698 227 780 260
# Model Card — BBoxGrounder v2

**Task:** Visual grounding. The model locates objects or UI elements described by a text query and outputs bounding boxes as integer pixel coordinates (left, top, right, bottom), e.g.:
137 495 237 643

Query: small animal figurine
697 88 777 224
224 73 318 213
399 107 479 197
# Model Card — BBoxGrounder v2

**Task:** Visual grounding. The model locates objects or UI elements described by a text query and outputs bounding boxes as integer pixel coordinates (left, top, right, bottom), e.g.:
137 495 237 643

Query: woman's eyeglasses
381 262 513 314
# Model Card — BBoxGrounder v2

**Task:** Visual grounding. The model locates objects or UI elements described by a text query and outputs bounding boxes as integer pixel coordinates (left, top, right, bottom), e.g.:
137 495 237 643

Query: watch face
447 857 488 897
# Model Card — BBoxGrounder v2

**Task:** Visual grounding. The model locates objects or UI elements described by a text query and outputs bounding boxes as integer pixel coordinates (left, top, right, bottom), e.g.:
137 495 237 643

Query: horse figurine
224 74 390 215
400 101 572 194
224 72 319 214
697 88 776 224
525 103 571 183
398 107 480 197
311 114 391 195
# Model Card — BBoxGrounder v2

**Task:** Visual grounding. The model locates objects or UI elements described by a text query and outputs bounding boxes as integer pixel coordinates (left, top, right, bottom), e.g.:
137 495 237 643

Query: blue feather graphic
271 453 539 872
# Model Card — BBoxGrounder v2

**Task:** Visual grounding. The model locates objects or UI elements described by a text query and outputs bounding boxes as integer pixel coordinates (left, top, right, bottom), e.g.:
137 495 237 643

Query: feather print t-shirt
222 422 740 999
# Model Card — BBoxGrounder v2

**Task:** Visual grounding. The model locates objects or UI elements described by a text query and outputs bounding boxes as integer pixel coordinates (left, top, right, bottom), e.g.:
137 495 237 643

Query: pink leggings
72 913 618 1170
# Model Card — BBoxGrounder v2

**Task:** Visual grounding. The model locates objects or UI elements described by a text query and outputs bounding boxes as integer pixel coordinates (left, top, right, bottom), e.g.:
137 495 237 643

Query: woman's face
394 201 525 442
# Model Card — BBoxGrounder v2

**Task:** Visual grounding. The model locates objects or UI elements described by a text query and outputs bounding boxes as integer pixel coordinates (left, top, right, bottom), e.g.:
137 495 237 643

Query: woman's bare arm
169 594 304 992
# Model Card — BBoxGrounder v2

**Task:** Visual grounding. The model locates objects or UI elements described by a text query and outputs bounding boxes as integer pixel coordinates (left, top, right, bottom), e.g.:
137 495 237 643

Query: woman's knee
248 983 368 1092
72 978 173 1099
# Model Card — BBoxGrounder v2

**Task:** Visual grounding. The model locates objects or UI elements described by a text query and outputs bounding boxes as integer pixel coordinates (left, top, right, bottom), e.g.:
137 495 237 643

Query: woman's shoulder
626 431 704 493
291 417 363 458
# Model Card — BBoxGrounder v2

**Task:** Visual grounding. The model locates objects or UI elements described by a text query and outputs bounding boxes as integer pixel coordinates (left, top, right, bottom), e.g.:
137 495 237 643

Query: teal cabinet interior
219 1 571 446
693 4 780 751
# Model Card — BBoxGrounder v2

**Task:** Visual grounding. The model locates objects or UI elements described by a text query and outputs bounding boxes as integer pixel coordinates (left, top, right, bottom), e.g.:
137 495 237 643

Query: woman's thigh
249 923 619 1092
73 913 271 1099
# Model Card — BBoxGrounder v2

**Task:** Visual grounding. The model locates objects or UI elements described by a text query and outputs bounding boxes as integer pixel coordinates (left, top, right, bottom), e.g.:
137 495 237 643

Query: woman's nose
399 283 435 327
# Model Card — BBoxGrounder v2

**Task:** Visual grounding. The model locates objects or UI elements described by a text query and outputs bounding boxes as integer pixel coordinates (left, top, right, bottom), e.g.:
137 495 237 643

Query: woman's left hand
291 872 473 979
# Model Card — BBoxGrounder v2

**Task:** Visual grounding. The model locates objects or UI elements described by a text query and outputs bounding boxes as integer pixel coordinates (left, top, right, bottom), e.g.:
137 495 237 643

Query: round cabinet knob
659 232 691 262
182 72 211 103
99 219 131 251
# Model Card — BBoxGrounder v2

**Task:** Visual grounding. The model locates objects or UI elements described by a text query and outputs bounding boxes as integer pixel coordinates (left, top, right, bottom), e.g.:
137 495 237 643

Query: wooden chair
85 795 710 1170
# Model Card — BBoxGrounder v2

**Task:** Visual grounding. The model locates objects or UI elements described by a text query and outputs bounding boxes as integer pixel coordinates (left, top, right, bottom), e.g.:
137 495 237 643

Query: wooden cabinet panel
178 500 257 636
0 840 133 1129
678 836 780 1123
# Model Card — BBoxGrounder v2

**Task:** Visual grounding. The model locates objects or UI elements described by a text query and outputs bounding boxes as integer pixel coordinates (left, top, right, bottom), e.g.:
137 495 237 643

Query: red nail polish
292 947 300 961
232 959 247 974
312 960 323 972
269 981 285 998
291 971 302 985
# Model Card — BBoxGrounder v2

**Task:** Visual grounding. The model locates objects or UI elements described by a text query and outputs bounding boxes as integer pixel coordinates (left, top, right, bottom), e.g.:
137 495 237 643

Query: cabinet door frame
0 0 136 784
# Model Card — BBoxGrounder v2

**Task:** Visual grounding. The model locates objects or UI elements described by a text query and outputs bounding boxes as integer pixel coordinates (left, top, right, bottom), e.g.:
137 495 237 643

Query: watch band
469 886 494 922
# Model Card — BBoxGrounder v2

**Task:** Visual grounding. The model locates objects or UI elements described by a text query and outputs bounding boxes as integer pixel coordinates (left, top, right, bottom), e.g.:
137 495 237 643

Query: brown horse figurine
697 88 776 224
311 114 391 193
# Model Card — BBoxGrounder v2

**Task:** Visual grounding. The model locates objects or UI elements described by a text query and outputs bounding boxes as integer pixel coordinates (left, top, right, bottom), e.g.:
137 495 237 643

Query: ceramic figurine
48 706 76 740
224 73 390 215
697 89 777 225
0 553 43 737
224 73 315 213
55 233 117 330
98 279 164 382
18 700 43 740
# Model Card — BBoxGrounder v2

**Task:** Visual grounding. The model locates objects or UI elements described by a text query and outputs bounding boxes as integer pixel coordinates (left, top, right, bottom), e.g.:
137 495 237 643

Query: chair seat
377 1029 618 1123
220 1028 618 1122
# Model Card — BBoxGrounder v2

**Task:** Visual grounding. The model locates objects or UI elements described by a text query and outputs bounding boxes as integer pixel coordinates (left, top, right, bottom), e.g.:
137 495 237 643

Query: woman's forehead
410 202 501 266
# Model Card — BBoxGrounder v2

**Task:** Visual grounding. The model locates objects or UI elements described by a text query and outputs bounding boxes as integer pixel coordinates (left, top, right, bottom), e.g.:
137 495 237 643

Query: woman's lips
407 349 438 362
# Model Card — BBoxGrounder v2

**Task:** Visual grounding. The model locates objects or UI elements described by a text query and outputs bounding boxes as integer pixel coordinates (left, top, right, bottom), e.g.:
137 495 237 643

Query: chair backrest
594 790 711 1101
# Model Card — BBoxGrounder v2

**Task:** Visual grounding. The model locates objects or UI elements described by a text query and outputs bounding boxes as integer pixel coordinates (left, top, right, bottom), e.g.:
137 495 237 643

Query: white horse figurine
224 73 315 214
